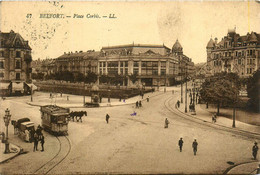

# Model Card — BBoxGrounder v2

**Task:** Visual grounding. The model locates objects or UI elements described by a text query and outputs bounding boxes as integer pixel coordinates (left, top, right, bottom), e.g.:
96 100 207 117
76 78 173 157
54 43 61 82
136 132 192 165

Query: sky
1 1 259 64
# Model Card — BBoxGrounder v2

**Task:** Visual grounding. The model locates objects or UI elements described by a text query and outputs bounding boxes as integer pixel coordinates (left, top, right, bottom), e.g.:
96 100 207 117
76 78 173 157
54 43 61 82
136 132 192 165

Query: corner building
0 30 32 95
207 29 260 77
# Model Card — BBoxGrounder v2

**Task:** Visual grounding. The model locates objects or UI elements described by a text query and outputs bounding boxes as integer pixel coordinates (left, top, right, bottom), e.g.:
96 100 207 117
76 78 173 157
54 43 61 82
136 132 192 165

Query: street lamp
31 85 33 102
185 63 188 113
3 108 11 154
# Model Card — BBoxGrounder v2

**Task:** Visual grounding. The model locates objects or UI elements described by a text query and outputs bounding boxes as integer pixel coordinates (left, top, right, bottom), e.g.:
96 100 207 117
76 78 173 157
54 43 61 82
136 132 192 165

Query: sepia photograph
0 1 259 174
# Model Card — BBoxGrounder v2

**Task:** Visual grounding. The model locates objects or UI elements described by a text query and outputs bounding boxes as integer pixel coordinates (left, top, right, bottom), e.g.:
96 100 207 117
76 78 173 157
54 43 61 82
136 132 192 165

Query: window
16 73 21 80
133 68 139 75
238 59 241 65
161 69 166 75
16 51 21 58
0 51 4 57
134 61 138 67
0 61 4 69
99 62 103 67
16 60 21 69
125 61 128 67
0 72 4 78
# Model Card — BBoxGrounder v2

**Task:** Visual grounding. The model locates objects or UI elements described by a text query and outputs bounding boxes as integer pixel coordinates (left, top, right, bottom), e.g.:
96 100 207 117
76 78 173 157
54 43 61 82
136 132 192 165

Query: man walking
106 114 110 124
33 133 39 152
147 96 149 102
164 118 169 128
40 135 45 152
192 139 198 155
252 142 259 160
178 138 184 152
136 101 139 108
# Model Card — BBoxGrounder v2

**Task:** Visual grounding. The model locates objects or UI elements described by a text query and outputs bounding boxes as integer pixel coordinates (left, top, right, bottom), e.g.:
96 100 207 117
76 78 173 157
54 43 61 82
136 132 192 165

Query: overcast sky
1 1 259 63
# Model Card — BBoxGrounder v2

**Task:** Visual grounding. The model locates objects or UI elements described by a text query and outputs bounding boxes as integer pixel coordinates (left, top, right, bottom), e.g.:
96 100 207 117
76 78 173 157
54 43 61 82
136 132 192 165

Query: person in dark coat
192 139 198 155
139 101 142 107
177 100 180 108
39 135 45 152
164 118 169 128
147 96 149 102
252 142 259 160
33 133 39 152
106 114 110 124
178 138 184 152
136 101 139 108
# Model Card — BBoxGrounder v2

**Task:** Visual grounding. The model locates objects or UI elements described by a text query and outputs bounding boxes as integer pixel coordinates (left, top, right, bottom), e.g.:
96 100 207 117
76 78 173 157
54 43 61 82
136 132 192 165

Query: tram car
40 105 70 135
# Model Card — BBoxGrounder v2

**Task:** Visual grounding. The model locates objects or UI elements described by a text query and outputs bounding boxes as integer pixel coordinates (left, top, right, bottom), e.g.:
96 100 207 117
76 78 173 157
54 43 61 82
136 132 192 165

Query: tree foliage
85 71 98 84
200 72 241 108
247 69 260 112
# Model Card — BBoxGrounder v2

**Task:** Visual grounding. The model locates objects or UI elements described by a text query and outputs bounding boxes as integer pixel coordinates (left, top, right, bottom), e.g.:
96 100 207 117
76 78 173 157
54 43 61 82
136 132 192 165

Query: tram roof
40 105 70 115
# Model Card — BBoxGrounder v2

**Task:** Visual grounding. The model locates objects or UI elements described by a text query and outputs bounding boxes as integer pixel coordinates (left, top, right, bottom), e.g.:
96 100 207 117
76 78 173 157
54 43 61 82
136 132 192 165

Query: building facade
207 29 260 77
98 43 179 86
0 30 32 95
55 50 99 76
50 40 195 86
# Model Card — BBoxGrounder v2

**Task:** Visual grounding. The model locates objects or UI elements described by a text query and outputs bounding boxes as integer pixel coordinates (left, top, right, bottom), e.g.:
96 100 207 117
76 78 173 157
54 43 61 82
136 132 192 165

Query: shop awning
0 82 10 89
12 82 24 91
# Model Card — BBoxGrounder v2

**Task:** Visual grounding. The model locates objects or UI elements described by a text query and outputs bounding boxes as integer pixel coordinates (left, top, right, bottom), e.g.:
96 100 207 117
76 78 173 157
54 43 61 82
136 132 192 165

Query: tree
247 69 260 112
129 73 138 84
200 72 240 115
85 71 98 84
74 72 85 82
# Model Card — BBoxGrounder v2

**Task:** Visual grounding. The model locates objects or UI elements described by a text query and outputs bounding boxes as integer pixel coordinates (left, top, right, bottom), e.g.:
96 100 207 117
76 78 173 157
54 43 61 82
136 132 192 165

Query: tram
40 105 70 135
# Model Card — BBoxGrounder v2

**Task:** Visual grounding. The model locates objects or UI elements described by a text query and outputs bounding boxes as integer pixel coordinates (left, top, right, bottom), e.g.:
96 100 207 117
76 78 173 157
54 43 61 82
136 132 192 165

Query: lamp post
185 63 187 113
3 108 11 154
31 85 33 102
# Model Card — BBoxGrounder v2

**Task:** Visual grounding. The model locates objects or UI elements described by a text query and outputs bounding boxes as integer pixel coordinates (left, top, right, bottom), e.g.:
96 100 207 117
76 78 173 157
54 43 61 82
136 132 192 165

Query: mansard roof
0 30 31 50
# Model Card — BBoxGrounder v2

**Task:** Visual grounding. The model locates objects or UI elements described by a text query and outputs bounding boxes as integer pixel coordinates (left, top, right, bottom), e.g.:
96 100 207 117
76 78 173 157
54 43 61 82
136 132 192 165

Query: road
0 90 257 174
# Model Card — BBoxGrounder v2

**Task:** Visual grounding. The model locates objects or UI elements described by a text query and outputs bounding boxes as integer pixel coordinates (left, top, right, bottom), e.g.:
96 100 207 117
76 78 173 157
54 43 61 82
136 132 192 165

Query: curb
26 92 165 109
0 143 22 164
175 102 260 137
223 160 258 174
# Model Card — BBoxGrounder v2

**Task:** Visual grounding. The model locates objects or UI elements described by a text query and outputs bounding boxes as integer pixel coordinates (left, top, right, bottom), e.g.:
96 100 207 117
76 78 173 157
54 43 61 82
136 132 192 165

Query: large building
44 40 195 87
206 29 260 77
0 30 32 95
98 43 179 86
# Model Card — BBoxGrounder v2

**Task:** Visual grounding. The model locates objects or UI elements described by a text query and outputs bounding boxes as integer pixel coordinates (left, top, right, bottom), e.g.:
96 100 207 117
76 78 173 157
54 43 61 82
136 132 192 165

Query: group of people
178 138 198 156
33 125 45 152
136 101 142 108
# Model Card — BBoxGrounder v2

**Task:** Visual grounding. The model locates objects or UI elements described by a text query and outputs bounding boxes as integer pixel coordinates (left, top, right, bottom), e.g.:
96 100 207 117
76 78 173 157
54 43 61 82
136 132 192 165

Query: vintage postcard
0 1 259 174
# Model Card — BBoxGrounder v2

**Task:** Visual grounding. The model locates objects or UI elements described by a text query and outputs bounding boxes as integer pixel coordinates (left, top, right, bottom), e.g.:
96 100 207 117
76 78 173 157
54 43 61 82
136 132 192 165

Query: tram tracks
163 96 260 140
163 96 260 174
33 136 71 174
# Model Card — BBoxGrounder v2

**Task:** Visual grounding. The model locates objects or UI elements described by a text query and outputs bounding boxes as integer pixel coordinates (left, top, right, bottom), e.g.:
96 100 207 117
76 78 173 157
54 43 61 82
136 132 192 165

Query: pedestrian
67 96 69 101
39 135 45 152
212 114 215 123
256 164 260 174
147 96 149 102
99 95 102 103
139 100 142 107
141 93 144 99
33 132 39 152
164 118 169 128
177 100 180 108
252 142 259 160
106 114 110 124
60 93 62 97
36 125 43 135
192 139 198 155
178 138 184 152
136 101 139 108
119 96 122 102
164 87 166 93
